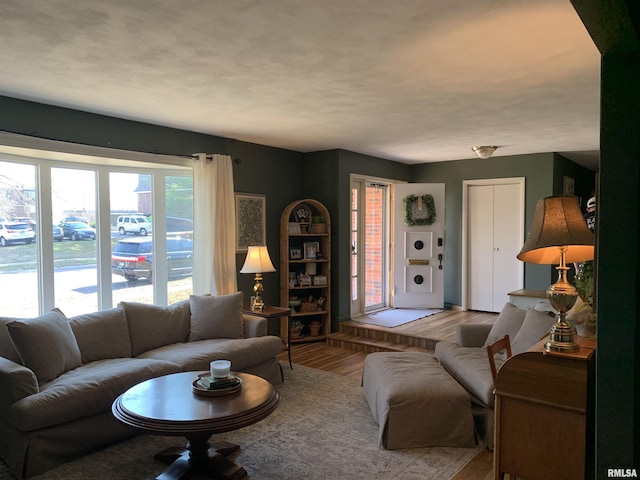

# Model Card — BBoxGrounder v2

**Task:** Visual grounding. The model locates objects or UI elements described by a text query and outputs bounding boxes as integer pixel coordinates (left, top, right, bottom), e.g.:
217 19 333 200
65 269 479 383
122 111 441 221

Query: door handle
438 253 443 270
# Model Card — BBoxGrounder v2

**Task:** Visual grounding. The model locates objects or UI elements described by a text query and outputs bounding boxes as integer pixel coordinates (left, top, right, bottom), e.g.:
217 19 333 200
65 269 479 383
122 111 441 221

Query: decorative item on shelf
317 296 326 311
288 297 301 312
288 222 302 235
288 272 297 288
305 262 317 275
298 273 312 286
403 194 436 226
290 319 304 338
294 204 312 223
311 215 327 234
312 275 327 286
300 295 317 312
303 241 320 259
290 247 303 260
240 245 276 311
308 320 322 337
516 196 595 352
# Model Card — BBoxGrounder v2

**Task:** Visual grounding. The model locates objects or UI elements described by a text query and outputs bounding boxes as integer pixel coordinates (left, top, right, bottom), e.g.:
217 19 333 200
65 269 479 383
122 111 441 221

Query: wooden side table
242 305 293 369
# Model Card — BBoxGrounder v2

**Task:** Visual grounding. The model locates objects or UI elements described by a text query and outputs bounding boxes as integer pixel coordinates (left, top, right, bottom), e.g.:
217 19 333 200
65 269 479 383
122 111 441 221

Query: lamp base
545 321 580 352
250 295 265 312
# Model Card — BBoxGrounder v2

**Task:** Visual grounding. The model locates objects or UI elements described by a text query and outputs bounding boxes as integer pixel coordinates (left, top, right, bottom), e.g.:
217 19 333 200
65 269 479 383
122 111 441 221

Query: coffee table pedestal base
155 438 246 480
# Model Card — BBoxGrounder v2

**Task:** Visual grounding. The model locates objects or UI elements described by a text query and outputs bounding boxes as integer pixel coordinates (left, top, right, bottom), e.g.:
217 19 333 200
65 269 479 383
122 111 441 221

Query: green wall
409 153 595 306
300 149 411 327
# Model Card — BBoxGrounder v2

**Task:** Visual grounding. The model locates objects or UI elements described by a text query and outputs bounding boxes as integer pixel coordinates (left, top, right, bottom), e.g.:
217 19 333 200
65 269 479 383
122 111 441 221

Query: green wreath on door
403 194 436 226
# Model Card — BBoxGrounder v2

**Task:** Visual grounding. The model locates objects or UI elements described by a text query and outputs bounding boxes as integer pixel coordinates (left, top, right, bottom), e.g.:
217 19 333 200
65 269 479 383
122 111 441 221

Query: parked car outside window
0 222 36 246
59 221 96 241
111 236 193 281
116 215 152 236
52 225 64 242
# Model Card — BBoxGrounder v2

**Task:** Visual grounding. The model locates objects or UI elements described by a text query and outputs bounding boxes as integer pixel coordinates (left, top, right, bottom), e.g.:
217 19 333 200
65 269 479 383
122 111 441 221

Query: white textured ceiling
0 0 601 170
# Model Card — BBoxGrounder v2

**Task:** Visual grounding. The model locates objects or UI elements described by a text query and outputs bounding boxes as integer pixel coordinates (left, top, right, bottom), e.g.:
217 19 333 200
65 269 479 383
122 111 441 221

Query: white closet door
468 185 495 311
465 179 524 312
492 183 524 309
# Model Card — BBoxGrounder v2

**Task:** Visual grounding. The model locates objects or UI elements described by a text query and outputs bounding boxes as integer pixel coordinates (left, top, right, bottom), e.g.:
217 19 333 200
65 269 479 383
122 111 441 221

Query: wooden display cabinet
280 199 331 344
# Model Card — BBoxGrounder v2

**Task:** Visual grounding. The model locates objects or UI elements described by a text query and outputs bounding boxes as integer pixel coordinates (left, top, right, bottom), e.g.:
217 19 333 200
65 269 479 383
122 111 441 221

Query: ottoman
362 351 476 449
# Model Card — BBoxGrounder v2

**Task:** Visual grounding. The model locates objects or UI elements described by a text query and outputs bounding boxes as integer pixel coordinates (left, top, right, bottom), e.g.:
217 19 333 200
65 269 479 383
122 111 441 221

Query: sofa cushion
434 341 499 408
139 335 283 372
483 302 527 348
189 292 245 340
9 357 181 432
69 307 132 363
121 300 191 356
510 308 557 355
5 309 82 384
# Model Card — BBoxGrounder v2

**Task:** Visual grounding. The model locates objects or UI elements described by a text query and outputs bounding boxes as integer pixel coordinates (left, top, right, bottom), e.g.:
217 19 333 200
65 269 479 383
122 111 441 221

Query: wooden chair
487 335 513 383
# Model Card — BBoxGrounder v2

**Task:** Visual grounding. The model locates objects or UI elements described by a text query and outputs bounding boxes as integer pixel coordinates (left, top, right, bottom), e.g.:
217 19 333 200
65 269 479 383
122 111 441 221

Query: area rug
352 308 443 327
2 364 481 480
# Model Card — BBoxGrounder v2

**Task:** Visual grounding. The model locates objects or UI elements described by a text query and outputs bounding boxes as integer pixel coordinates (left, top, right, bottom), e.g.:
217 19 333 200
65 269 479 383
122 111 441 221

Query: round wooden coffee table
112 371 279 480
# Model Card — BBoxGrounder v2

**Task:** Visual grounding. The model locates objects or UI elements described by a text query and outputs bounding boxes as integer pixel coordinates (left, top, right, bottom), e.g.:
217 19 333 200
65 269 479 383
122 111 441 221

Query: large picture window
0 148 193 317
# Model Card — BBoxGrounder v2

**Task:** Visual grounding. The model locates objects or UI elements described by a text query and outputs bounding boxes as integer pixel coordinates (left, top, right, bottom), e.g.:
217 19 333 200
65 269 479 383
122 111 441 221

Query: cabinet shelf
291 310 328 317
281 199 331 346
289 259 329 263
289 285 329 290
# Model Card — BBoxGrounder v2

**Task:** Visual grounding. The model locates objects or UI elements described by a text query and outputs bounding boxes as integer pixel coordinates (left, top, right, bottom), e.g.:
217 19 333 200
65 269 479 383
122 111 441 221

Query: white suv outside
116 215 152 236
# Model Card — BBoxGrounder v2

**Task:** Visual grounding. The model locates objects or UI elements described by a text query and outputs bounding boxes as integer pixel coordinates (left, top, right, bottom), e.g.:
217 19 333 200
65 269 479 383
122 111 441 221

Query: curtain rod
192 154 241 165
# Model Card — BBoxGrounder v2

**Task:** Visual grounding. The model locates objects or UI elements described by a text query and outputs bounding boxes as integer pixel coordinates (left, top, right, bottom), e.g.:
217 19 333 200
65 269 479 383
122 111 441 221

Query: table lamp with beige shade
240 245 276 311
517 196 595 352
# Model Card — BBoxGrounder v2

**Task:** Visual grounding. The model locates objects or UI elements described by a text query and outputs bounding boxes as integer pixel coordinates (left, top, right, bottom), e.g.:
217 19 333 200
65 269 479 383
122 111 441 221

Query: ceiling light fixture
472 146 498 159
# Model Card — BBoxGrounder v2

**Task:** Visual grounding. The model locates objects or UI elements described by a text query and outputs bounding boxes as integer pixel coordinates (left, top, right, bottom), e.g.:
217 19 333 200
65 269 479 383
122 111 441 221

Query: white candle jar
210 360 231 379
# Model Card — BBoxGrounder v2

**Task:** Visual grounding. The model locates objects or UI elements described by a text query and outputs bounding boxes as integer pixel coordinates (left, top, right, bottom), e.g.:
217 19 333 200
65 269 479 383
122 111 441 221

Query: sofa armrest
0 357 38 411
456 324 493 347
243 314 268 338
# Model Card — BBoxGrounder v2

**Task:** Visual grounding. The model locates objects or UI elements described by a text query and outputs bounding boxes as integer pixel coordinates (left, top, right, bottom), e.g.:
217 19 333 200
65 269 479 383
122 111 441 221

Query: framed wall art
235 193 266 252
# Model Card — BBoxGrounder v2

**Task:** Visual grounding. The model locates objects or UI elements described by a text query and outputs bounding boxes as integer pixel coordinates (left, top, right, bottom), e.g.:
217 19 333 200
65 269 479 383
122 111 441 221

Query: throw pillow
120 300 191 356
69 307 132 363
5 309 82 384
483 302 527 347
189 291 245 341
510 308 557 355
0 316 23 364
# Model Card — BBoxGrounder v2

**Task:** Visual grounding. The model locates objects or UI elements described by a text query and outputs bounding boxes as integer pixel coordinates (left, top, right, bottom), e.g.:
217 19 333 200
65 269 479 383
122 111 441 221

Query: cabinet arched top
281 199 331 226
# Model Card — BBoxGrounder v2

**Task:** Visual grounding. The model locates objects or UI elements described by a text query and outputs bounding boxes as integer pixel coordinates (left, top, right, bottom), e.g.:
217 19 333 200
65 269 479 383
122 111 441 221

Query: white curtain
192 153 238 295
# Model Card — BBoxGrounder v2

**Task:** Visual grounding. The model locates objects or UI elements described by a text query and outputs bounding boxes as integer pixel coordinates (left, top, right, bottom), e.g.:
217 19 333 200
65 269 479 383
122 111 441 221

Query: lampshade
517 196 594 265
240 246 276 274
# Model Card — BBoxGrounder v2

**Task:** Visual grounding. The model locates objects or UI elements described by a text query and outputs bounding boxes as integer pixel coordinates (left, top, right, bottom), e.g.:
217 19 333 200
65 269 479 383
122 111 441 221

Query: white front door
392 183 445 308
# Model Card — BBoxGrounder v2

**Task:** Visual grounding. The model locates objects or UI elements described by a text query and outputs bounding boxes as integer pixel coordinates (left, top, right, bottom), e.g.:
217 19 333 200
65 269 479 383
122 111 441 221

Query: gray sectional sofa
0 292 283 478
434 302 557 447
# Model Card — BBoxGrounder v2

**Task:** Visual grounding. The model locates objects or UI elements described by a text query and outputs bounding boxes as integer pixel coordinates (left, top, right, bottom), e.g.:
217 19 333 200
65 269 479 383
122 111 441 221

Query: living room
0 1 638 478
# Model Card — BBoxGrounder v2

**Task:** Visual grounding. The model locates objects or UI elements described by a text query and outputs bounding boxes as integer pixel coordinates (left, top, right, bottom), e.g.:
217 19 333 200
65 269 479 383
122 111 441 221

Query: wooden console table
493 336 595 480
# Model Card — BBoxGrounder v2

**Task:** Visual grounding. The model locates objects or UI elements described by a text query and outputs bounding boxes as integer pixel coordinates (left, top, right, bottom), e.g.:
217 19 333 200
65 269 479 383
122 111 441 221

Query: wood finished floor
276 309 498 480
